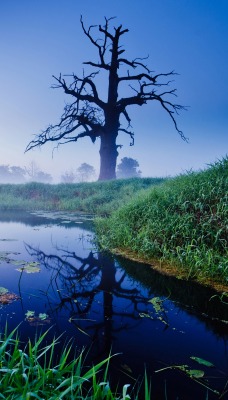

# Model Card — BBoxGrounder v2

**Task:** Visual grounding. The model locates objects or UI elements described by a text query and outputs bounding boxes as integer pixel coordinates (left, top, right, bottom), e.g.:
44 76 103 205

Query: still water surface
0 211 227 399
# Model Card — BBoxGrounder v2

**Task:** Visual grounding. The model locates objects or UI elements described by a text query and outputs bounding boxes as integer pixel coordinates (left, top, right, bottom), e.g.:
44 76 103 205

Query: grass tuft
0 327 151 399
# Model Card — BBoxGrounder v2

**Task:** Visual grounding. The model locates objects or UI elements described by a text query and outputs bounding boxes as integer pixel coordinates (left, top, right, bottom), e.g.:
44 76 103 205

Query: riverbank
0 177 164 215
0 158 227 289
95 157 228 289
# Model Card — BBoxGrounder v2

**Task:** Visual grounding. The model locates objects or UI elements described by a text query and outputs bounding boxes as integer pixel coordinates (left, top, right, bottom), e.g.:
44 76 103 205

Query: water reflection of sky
0 211 227 400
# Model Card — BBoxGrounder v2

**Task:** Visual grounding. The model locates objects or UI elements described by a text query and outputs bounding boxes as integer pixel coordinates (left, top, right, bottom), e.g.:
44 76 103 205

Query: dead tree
26 17 187 180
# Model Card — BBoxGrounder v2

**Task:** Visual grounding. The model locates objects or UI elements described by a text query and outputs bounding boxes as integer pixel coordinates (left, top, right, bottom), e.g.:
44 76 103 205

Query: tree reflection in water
24 244 154 360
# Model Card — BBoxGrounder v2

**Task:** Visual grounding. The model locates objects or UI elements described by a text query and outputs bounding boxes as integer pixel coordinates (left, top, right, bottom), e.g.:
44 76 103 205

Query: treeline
0 163 52 184
0 157 142 184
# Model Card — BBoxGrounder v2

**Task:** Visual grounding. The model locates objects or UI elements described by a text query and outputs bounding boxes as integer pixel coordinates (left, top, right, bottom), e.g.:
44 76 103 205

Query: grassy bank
0 327 150 399
95 158 228 287
0 177 164 216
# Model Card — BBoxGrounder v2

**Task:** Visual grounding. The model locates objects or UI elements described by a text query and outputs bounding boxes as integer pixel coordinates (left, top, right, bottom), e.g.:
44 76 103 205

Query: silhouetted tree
117 157 141 179
26 17 187 180
76 163 96 182
25 244 150 357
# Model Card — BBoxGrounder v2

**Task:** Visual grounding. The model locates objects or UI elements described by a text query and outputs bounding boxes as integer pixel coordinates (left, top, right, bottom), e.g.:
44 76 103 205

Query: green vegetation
0 326 150 400
0 178 164 215
96 158 228 286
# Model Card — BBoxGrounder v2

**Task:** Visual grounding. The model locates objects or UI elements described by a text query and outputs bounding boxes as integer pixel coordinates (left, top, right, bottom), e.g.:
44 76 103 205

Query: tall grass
95 157 228 285
0 178 164 216
0 326 150 399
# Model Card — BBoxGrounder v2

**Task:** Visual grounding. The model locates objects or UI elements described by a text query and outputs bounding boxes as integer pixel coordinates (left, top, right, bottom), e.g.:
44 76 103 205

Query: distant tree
35 171 53 183
25 161 40 181
61 170 76 183
76 163 96 182
0 165 11 183
26 17 186 181
10 166 26 183
0 165 26 183
117 157 141 179
25 161 52 183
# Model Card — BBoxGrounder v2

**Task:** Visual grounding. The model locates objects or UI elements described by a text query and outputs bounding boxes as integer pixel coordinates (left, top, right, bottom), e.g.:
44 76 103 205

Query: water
0 211 227 399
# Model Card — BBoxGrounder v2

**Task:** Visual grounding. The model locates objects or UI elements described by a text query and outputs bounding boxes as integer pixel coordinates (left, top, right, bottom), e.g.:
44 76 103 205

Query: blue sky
0 0 227 181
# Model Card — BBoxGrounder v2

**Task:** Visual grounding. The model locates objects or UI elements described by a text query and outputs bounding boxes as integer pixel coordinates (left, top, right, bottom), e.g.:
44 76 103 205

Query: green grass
0 326 150 399
95 157 228 285
0 178 164 216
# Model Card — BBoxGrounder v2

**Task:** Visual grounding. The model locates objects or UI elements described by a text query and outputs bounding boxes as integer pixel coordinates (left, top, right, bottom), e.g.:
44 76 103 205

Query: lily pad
149 297 165 313
25 310 50 326
0 251 21 264
190 356 214 368
25 310 35 318
11 260 27 266
16 262 41 274
0 287 9 295
188 369 205 379
38 313 49 320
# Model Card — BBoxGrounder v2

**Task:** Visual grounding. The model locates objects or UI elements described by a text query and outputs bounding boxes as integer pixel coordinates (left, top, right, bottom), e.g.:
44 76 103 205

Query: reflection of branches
24 243 157 358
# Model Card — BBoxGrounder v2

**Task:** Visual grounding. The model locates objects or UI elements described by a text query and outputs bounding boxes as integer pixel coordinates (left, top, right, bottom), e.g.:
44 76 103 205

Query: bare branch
119 128 135 146
52 74 106 110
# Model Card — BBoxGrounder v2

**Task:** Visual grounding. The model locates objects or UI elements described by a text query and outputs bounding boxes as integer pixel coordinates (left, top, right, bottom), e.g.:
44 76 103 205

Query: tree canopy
117 157 141 179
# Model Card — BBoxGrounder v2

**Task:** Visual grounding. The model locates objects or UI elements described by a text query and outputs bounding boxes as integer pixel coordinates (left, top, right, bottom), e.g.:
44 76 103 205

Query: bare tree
25 161 52 183
26 17 187 180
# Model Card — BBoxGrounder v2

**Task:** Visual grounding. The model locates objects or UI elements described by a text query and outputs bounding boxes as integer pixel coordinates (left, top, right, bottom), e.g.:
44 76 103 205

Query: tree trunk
98 132 118 180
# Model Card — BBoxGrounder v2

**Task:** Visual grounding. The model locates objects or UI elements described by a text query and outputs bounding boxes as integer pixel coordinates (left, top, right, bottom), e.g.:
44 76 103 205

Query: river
0 211 227 399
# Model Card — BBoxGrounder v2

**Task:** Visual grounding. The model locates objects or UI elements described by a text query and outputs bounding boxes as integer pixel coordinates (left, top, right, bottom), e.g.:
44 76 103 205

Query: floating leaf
25 310 51 326
188 369 205 379
11 260 27 266
25 310 35 318
38 313 49 321
148 297 165 313
139 312 153 319
16 262 41 274
190 356 214 368
0 287 9 296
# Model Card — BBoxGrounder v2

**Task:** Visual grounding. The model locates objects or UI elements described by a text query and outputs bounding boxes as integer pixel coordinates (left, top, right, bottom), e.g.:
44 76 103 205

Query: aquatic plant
0 326 151 399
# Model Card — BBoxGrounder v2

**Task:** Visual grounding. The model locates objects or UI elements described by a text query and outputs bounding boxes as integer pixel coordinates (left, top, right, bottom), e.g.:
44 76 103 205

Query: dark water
0 211 227 399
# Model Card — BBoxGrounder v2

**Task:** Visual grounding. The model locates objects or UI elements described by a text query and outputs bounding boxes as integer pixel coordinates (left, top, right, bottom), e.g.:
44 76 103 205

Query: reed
95 157 228 285
0 326 151 399
0 178 164 216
